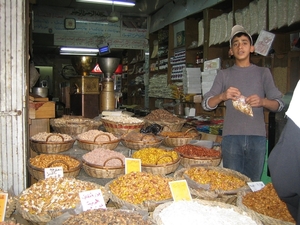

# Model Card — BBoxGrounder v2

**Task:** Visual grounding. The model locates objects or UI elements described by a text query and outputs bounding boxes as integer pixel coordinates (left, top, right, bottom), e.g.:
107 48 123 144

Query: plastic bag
232 95 253 117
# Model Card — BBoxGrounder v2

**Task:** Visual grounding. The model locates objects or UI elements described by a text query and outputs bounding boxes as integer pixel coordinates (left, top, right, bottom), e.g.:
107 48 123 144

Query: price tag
247 181 265 192
0 193 8 221
169 180 192 202
44 167 64 179
125 158 141 174
79 189 106 211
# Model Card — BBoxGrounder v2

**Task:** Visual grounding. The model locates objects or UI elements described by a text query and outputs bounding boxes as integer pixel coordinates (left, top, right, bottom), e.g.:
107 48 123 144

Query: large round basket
30 134 75 154
16 179 108 225
50 117 102 137
77 133 121 151
121 135 164 150
160 128 201 147
101 118 145 136
153 199 263 225
82 157 125 179
179 146 222 168
174 166 251 205
141 153 181 175
105 180 172 212
237 190 295 225
144 119 186 132
27 157 82 180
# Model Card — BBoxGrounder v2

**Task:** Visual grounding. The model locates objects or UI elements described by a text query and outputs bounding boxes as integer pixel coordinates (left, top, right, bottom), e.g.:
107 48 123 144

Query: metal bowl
71 56 97 76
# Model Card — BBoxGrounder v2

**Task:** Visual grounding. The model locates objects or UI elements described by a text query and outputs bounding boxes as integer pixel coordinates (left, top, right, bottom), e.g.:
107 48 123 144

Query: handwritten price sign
44 167 64 179
79 189 106 211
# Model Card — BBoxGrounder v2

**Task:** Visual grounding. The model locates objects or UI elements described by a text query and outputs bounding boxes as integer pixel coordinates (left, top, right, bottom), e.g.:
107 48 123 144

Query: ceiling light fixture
60 47 99 56
76 0 135 7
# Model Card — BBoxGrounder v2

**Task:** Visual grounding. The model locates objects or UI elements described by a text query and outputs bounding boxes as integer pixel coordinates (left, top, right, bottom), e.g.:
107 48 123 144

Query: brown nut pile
144 109 185 123
29 154 80 170
18 178 107 215
184 167 246 191
242 183 295 223
63 208 153 225
109 172 172 204
160 131 198 138
122 131 159 142
77 130 118 142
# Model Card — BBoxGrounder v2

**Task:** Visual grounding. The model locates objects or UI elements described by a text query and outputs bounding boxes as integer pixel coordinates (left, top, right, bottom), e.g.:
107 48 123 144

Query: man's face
230 34 254 60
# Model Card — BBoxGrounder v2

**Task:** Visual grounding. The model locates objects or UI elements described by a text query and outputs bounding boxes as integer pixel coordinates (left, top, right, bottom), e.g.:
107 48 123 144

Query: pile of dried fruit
29 154 80 170
132 148 178 165
174 144 221 158
184 167 246 191
242 183 295 223
109 172 172 204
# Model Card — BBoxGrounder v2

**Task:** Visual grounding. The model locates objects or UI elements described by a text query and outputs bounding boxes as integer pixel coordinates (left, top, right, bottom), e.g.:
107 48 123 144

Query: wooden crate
29 101 55 119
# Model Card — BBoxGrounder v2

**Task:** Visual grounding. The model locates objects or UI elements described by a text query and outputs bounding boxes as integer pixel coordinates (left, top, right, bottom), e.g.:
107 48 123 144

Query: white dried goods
31 132 73 142
0 222 20 225
82 148 125 167
77 130 118 142
102 115 143 123
157 200 259 225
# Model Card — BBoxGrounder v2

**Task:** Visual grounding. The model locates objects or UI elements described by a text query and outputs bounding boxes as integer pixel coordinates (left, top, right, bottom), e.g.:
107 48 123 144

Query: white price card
125 158 141 174
247 181 265 192
169 180 192 202
44 167 64 179
79 189 106 211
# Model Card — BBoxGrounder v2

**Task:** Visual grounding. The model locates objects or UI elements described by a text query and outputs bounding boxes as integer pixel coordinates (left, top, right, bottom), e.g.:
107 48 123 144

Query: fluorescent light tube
76 0 135 7
60 47 99 56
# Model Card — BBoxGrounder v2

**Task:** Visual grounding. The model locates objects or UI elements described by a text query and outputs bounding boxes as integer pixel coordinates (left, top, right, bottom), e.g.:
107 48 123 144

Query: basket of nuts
30 132 75 154
82 148 125 179
101 116 145 136
105 172 173 212
174 166 251 205
132 148 181 175
77 130 120 151
27 154 82 180
159 128 201 147
121 131 164 150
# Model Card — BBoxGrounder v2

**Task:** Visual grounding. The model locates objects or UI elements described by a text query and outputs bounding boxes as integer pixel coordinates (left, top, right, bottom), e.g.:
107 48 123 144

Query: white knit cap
230 25 253 47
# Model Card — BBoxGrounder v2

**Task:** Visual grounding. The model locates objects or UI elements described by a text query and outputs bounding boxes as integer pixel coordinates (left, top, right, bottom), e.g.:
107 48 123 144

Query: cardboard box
29 101 55 119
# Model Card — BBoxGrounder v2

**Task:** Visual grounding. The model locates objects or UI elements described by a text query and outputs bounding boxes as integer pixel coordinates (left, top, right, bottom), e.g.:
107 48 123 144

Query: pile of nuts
77 130 118 142
29 154 80 170
31 132 73 142
184 167 246 191
243 183 295 223
174 144 221 158
102 115 144 124
132 148 178 165
144 109 185 123
83 148 125 167
109 172 173 204
160 131 198 138
122 131 159 142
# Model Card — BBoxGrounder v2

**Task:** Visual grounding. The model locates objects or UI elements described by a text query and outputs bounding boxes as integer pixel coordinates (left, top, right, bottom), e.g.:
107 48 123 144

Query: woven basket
179 147 222 168
141 153 181 175
237 190 295 225
101 118 145 136
77 133 121 151
153 199 263 225
161 128 201 147
50 117 102 137
27 158 82 180
121 134 164 150
174 166 251 205
144 119 186 132
105 180 172 212
30 134 75 154
82 157 125 178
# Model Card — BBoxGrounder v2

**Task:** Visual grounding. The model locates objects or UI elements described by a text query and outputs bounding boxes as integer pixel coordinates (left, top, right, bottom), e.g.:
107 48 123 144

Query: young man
268 80 300 224
201 25 284 181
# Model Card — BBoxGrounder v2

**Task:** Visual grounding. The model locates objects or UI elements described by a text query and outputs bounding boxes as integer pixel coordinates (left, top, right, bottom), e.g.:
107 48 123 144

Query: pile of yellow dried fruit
109 172 173 204
132 148 179 165
29 154 80 170
242 183 295 223
184 167 246 191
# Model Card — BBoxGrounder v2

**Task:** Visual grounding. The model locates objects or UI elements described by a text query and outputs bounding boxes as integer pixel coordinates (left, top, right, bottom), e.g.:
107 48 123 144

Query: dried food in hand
232 95 253 117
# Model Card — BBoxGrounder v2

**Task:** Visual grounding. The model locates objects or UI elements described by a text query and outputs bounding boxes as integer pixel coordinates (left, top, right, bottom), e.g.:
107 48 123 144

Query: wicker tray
144 119 186 132
161 128 201 147
77 133 121 151
141 153 181 175
179 146 222 168
30 134 75 154
237 190 295 225
27 157 82 180
50 117 102 137
153 199 263 225
105 180 172 212
174 166 251 205
121 134 164 150
82 157 125 178
101 118 145 136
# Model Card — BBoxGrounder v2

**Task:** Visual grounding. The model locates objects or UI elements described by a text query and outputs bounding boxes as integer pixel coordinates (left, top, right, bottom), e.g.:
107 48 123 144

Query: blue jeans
221 135 266 181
